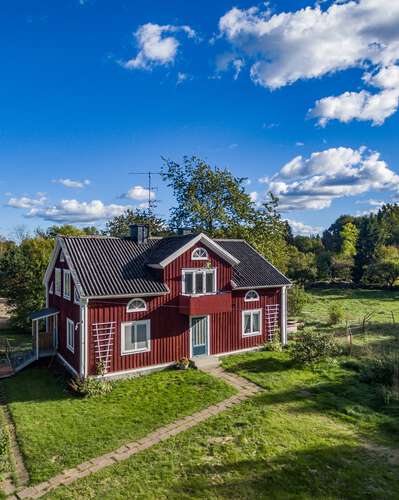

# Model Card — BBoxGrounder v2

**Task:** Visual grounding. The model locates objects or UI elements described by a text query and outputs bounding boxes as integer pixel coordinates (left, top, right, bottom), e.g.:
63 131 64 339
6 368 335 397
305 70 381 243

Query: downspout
280 286 288 346
80 298 89 378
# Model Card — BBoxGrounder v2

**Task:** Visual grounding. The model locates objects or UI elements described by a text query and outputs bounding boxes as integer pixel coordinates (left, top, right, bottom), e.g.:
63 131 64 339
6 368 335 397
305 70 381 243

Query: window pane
124 325 135 351
252 312 260 333
206 271 215 293
136 323 148 350
195 272 204 294
244 313 251 334
184 272 193 294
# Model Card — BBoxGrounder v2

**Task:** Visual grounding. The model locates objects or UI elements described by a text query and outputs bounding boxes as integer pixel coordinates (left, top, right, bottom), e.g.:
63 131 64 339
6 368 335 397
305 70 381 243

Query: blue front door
191 316 208 357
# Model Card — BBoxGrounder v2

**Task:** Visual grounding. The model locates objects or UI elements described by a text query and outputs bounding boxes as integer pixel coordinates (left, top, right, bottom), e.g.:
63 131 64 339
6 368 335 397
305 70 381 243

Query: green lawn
40 288 399 499
1 366 235 484
44 350 399 499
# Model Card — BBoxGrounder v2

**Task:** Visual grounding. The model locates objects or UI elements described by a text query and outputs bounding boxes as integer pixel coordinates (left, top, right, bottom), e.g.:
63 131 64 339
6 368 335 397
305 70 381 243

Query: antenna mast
128 171 162 215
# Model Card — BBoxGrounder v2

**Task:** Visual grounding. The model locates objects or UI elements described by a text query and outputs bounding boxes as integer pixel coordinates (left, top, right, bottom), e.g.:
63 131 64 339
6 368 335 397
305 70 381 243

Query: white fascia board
43 239 61 287
157 233 240 268
58 238 85 297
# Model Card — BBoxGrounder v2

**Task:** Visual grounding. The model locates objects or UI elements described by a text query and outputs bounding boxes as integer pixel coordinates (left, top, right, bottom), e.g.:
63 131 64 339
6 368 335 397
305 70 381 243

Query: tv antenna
128 171 162 214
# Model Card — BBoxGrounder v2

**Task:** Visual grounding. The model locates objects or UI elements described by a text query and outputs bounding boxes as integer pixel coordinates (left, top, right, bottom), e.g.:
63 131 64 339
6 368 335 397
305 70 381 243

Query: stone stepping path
12 368 262 499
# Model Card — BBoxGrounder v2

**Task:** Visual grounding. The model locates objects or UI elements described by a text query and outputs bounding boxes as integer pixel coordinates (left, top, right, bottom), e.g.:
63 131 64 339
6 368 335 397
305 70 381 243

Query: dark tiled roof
216 239 291 288
61 236 168 298
145 234 198 265
60 234 290 298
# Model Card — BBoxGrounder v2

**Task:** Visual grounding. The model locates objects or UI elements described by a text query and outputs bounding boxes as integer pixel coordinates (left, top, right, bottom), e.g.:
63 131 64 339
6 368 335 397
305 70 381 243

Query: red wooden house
32 226 290 378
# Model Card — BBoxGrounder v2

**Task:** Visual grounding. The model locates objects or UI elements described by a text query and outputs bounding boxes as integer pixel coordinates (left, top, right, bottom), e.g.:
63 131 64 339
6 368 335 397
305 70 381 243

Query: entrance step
193 356 220 371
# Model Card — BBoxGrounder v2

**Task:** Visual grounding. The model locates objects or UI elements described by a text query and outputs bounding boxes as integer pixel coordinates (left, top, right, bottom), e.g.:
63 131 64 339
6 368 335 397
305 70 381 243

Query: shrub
68 376 113 397
359 356 396 386
328 303 345 325
288 285 308 317
264 335 283 352
290 330 340 365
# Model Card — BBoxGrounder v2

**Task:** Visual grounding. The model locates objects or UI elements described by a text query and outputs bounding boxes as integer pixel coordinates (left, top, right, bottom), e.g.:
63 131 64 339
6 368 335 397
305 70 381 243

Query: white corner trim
56 352 79 377
80 298 89 377
150 233 240 269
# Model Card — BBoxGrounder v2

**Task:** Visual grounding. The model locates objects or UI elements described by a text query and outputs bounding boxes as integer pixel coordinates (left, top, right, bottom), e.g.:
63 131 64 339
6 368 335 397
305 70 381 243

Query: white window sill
121 347 150 356
242 332 262 338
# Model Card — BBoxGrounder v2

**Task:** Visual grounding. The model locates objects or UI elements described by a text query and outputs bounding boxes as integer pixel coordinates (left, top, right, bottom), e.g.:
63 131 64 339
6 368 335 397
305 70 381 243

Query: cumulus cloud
285 219 322 236
52 178 90 189
219 1 399 124
6 195 46 209
122 23 195 70
27 199 132 223
262 146 399 211
121 185 155 201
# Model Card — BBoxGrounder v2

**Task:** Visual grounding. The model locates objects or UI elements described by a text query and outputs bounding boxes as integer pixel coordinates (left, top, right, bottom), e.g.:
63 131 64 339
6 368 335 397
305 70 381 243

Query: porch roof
30 307 59 321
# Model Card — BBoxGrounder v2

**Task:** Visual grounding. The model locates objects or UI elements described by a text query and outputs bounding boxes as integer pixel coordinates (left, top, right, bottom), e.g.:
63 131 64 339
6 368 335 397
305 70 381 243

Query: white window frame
191 247 209 261
49 282 54 295
182 268 217 296
242 309 262 337
63 269 71 300
55 268 61 296
121 320 151 355
244 290 260 302
60 251 65 263
66 318 75 353
126 298 147 313
74 287 80 305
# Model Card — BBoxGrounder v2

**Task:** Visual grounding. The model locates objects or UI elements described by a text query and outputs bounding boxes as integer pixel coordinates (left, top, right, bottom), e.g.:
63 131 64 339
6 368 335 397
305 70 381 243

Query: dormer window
191 247 208 261
127 298 147 312
244 290 260 302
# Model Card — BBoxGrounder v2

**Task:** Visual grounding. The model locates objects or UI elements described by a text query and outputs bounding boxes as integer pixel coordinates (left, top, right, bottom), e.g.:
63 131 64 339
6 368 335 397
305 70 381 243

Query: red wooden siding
47 248 81 372
85 242 282 376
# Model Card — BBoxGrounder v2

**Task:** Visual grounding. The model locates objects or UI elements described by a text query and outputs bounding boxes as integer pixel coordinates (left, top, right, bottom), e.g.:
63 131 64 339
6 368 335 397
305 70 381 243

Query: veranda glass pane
244 313 251 334
205 271 215 293
135 323 148 350
184 272 193 294
195 272 204 294
253 312 260 333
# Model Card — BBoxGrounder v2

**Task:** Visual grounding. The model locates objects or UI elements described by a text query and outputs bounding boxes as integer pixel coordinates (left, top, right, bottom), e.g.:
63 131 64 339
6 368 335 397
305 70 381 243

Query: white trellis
92 321 116 373
265 304 280 341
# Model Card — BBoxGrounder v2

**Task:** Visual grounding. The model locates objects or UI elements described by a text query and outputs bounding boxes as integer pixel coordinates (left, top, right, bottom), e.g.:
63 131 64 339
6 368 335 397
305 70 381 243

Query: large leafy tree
353 215 385 283
162 156 289 271
104 209 167 238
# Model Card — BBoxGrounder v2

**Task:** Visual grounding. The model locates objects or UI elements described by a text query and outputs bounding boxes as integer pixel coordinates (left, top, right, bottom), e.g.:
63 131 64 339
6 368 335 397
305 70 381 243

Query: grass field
37 288 399 499
2 366 235 484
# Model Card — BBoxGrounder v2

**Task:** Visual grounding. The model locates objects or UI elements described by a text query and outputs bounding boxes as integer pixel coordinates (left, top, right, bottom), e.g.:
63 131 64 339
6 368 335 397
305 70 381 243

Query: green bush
288 285 308 317
290 330 340 365
359 356 396 386
264 335 283 352
68 376 113 397
328 303 345 325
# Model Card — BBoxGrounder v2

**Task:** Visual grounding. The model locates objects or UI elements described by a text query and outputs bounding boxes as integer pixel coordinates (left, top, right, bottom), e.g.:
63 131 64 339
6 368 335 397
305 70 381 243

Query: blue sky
2 0 399 238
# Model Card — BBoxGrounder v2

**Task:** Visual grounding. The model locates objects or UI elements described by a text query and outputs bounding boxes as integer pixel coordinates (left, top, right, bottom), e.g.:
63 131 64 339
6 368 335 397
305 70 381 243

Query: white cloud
52 178 91 189
356 198 385 207
249 191 259 203
122 23 195 70
296 142 305 147
286 219 322 236
177 72 188 84
121 185 155 201
27 199 132 223
263 146 399 211
6 195 46 209
219 1 399 124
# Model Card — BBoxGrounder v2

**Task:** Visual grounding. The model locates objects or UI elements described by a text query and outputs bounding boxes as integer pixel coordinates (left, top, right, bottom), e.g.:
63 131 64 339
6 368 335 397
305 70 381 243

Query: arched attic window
244 290 260 302
127 298 147 312
191 247 209 260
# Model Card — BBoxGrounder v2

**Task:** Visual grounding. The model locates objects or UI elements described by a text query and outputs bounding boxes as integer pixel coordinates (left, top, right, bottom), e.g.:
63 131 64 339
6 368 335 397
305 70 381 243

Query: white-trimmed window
49 282 54 295
182 269 216 295
242 309 262 337
63 270 71 300
66 318 74 352
121 320 151 354
245 290 260 302
127 298 147 312
191 247 208 260
74 287 80 305
55 268 61 296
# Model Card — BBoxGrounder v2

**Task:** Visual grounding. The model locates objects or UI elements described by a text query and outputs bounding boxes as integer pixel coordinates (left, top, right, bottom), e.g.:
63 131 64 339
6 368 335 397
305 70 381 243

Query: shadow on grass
229 356 293 374
174 443 399 499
